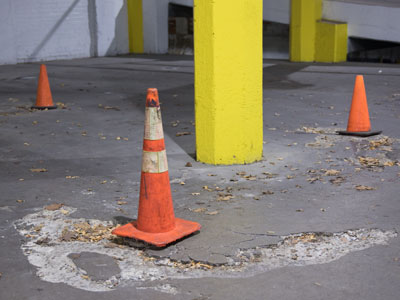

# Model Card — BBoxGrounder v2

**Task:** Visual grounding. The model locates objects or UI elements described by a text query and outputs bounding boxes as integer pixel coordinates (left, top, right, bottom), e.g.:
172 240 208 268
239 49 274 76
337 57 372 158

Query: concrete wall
323 0 400 43
142 0 400 54
263 0 290 24
142 0 193 53
142 0 291 54
1 0 399 63
0 0 129 65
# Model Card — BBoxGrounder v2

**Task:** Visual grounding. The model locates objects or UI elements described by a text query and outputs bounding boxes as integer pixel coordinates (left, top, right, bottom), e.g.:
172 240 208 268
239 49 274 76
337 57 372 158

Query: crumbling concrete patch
14 207 397 293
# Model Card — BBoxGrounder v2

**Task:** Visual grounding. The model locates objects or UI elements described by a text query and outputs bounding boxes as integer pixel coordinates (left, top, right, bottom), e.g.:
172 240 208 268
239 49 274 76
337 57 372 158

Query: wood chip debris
98 104 120 111
262 190 274 195
34 224 44 232
217 193 234 201
369 137 392 150
30 168 47 173
45 203 64 211
56 102 67 109
262 172 278 178
60 222 114 242
243 175 257 180
202 185 213 191
103 106 120 111
190 207 206 213
115 136 129 141
358 156 398 168
307 176 321 183
358 156 380 167
289 233 319 244
176 131 191 137
329 176 345 185
301 127 325 134
205 210 219 215
157 259 215 270
171 120 180 127
323 169 340 176
355 185 376 191
65 176 79 179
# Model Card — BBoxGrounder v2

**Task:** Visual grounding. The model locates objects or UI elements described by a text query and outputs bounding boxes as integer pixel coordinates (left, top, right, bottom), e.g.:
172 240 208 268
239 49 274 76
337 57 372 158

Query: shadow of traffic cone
32 64 57 109
112 88 201 247
338 75 381 137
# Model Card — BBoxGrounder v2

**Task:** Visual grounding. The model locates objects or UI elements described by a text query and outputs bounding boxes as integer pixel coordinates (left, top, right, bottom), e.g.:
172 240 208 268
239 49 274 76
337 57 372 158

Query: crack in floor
13 206 397 293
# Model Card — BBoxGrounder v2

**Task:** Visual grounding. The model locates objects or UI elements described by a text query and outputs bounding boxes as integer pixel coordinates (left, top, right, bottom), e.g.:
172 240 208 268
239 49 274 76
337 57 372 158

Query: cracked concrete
1 56 400 299
13 206 397 292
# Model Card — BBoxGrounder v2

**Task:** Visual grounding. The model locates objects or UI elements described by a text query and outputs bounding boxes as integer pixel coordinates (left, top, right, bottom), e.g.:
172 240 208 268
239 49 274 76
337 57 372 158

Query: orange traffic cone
112 88 201 247
32 64 57 109
338 75 381 137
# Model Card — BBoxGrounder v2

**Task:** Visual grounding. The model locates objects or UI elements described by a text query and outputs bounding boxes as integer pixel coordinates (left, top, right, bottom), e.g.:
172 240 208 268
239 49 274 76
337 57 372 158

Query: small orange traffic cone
338 75 381 137
32 64 57 109
112 88 201 247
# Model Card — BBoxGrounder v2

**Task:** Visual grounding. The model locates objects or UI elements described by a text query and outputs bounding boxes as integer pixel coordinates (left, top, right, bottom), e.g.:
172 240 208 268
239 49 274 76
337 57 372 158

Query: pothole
14 206 397 293
68 252 121 282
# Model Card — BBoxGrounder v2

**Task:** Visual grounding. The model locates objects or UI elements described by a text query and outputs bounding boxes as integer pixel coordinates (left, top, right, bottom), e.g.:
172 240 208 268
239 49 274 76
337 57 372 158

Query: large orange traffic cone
338 75 381 137
32 64 57 109
112 88 201 247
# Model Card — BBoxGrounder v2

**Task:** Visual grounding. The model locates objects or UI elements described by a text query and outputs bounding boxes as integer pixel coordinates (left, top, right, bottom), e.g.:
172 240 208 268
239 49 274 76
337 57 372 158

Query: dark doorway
168 4 193 55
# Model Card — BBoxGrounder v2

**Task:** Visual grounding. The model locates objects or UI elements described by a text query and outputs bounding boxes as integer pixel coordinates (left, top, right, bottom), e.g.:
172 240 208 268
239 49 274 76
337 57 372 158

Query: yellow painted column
194 0 263 165
127 0 144 53
290 0 322 62
315 20 347 62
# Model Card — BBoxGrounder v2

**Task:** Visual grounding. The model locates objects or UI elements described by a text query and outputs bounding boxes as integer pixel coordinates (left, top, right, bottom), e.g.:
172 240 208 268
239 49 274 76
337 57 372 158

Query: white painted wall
142 0 400 54
142 0 193 53
323 0 400 43
0 0 129 65
141 0 291 54
1 0 399 63
263 0 290 24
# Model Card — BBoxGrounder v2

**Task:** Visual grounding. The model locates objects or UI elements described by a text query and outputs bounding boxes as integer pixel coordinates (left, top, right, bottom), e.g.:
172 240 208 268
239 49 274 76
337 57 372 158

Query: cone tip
355 74 364 82
146 88 159 107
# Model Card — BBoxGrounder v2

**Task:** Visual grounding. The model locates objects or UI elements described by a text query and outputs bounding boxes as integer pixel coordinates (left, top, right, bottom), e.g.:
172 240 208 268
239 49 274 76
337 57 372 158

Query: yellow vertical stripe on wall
290 0 322 62
194 0 263 165
127 0 144 53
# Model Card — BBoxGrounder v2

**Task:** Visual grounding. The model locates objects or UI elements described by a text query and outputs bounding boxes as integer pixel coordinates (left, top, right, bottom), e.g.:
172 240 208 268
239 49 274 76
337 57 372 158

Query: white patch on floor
14 206 397 293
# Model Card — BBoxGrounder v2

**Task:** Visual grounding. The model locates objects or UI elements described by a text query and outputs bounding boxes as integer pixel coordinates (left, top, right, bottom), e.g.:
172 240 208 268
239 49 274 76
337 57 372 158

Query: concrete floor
0 55 399 300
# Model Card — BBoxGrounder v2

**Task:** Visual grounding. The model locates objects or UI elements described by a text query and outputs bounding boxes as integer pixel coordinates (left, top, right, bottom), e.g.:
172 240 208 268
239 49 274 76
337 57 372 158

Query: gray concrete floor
0 55 399 299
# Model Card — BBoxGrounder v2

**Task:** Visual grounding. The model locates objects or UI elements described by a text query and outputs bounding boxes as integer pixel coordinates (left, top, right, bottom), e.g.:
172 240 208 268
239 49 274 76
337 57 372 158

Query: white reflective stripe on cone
144 107 164 140
142 150 168 173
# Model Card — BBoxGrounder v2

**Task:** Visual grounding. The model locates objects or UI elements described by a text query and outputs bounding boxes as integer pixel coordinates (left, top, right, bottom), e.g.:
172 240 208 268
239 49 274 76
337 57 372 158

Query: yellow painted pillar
315 20 348 62
194 0 263 165
127 0 144 53
290 0 322 62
